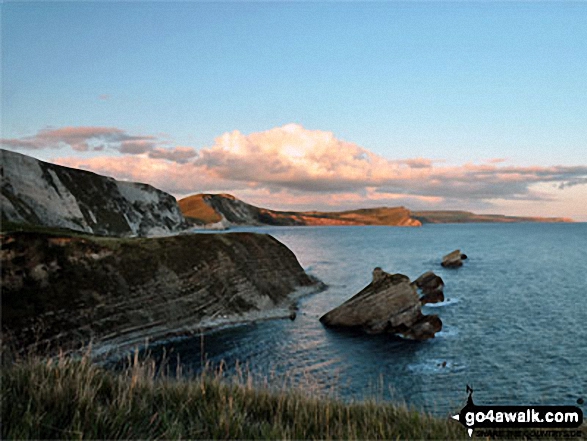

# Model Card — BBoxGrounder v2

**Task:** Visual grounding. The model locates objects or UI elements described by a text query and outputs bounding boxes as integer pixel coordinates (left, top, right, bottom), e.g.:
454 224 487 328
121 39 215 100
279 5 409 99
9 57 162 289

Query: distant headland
179 193 573 229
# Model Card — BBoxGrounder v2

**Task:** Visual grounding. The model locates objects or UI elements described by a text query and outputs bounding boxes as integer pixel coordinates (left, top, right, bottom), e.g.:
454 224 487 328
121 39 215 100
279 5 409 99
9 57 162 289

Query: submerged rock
319 268 442 340
441 249 466 268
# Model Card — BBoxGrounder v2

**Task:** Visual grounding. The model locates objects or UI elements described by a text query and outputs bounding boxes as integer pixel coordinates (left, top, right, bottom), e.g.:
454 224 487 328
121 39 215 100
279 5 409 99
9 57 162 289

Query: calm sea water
147 223 587 416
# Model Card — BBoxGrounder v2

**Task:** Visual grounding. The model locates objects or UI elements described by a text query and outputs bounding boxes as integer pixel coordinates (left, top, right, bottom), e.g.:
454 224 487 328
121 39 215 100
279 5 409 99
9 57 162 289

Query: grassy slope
1 354 465 440
178 194 223 224
4 354 584 440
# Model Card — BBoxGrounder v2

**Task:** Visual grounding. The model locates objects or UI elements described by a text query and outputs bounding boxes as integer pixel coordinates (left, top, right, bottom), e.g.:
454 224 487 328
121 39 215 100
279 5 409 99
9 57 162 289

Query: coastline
2 229 324 361
90 283 325 362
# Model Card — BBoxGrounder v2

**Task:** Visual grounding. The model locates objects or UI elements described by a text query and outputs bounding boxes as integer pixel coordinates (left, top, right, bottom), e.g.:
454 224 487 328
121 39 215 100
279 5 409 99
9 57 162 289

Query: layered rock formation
1 230 323 355
179 193 421 228
319 268 442 340
1 149 187 237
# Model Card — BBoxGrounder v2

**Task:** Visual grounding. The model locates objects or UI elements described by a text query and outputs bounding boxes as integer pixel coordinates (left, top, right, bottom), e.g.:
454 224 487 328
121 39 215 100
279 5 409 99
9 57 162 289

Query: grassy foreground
1 353 466 440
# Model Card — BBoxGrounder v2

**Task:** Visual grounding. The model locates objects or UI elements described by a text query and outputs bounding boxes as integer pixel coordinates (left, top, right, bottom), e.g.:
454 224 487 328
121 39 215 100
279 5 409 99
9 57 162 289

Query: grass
1 351 467 440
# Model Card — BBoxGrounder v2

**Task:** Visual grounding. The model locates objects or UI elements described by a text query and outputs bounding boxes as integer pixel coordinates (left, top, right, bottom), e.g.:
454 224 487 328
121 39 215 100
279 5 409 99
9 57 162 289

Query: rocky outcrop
179 193 422 228
1 230 323 356
319 268 441 340
413 271 445 305
441 250 467 268
1 149 187 237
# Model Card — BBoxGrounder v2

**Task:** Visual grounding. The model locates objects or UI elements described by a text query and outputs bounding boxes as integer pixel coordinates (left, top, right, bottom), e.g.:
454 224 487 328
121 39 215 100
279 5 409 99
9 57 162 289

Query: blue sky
2 1 586 219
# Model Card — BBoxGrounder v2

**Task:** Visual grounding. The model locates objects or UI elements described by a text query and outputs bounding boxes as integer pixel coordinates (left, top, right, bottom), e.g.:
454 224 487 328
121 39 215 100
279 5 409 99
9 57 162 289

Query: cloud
7 123 586 215
194 123 587 202
1 127 192 163
54 155 223 195
0 126 156 152
119 140 158 154
149 146 198 164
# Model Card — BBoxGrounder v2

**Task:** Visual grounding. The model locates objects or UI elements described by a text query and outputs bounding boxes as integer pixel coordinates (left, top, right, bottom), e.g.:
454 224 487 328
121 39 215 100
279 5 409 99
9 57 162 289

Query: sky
2 1 586 220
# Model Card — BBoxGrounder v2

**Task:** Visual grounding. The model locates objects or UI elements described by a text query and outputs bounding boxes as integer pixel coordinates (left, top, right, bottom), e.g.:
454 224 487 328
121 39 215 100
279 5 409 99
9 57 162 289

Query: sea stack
441 249 467 268
320 267 442 340
413 271 445 305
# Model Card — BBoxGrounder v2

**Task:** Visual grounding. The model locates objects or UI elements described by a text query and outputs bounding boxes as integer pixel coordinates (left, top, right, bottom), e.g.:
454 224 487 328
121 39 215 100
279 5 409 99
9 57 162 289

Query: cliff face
179 193 422 227
1 230 322 355
1 149 187 237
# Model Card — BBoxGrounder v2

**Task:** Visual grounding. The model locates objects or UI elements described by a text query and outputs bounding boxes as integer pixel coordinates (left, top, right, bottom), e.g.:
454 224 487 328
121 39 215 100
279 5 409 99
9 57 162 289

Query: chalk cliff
1 149 187 237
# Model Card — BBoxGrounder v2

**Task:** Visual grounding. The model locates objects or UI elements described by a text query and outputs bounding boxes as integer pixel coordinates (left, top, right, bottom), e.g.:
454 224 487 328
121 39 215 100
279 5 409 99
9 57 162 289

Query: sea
142 223 587 416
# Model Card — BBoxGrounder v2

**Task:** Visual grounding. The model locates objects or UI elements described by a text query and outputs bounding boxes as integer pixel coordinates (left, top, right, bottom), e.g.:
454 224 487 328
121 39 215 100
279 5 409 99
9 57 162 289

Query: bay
146 223 587 416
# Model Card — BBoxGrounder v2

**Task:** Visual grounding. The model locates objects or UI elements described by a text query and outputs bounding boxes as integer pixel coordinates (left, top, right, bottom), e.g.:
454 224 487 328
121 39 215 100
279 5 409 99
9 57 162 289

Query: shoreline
85 283 327 363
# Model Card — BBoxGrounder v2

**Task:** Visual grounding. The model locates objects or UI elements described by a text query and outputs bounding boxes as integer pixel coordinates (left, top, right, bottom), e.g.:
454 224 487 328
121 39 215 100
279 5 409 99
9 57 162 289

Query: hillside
1 149 187 237
179 193 573 228
179 194 421 227
412 210 573 224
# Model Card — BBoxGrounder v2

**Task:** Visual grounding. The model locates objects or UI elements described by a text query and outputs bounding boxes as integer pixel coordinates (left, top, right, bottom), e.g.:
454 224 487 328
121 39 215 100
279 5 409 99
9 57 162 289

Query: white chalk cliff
1 149 186 236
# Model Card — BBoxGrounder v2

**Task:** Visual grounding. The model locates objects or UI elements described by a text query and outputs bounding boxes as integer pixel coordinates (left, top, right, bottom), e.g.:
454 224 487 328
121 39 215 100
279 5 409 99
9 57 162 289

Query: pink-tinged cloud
0 126 157 152
53 155 233 195
194 124 587 201
1 127 197 164
9 123 586 214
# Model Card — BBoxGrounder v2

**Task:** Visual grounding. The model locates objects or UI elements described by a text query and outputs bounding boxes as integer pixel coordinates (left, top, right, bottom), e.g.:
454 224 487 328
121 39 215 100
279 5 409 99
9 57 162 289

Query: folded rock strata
319 268 442 340
1 230 323 356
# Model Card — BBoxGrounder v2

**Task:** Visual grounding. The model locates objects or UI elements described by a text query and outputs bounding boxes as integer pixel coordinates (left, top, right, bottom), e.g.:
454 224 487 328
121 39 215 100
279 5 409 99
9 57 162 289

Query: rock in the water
413 271 445 305
319 268 442 340
441 249 464 268
413 271 444 293
420 289 445 305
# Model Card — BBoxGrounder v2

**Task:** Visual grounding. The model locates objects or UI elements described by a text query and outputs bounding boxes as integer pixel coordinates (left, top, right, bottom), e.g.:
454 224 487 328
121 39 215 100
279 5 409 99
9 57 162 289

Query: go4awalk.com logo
451 386 584 438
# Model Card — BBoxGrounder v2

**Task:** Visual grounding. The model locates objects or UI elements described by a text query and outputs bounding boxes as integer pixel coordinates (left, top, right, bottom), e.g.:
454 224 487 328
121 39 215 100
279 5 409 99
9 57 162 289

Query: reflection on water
140 223 587 416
